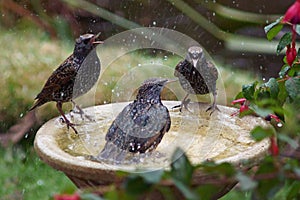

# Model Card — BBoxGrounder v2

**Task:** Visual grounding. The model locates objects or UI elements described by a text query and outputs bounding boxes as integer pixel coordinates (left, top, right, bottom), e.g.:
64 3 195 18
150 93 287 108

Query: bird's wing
106 102 170 141
174 60 189 77
35 55 76 100
207 61 218 81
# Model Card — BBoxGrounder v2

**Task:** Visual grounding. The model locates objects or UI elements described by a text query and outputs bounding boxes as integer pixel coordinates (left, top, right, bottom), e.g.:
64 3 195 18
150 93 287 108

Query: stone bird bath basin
34 101 270 198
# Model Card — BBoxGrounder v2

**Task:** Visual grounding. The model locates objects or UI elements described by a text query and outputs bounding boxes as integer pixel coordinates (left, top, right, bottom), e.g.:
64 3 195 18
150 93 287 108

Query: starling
99 78 171 162
30 33 103 134
174 46 219 114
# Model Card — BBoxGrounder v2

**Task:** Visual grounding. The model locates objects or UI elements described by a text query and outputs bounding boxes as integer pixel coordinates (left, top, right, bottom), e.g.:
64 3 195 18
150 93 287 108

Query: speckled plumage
30 33 103 133
99 78 171 162
174 46 218 113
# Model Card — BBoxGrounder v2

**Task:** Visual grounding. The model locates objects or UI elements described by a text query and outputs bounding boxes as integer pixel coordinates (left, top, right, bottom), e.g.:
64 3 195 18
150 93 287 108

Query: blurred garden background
0 0 296 199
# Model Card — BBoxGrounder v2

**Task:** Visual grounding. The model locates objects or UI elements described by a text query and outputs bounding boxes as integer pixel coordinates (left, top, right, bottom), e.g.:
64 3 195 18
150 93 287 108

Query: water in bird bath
54 101 269 170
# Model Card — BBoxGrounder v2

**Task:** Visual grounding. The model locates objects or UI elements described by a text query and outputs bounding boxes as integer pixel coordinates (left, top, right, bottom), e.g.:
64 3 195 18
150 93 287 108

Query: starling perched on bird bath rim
98 78 171 163
174 46 219 114
30 33 103 134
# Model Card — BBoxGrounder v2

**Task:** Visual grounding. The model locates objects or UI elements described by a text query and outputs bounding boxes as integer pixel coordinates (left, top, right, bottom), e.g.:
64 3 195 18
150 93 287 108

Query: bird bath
34 101 270 196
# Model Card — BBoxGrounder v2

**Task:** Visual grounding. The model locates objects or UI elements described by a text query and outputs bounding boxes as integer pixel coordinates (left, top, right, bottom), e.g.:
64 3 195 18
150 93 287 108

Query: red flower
53 193 80 200
265 114 281 123
286 44 297 66
282 0 300 24
231 98 247 105
269 136 279 156
231 98 249 116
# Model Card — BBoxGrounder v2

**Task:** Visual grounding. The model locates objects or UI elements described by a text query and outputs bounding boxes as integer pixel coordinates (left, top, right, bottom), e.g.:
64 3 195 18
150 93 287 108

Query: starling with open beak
174 46 219 114
99 78 171 162
30 33 103 134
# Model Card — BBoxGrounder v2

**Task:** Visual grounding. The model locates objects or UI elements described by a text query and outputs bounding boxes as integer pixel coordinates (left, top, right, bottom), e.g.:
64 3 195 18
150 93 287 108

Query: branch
0 111 37 147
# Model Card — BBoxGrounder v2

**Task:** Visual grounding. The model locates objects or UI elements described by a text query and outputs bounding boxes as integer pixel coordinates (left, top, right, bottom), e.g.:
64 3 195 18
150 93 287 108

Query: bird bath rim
34 101 270 186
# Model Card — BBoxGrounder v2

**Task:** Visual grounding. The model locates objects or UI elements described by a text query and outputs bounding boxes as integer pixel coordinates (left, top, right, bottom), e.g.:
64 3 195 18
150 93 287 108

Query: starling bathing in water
174 46 219 114
99 78 171 162
30 33 103 134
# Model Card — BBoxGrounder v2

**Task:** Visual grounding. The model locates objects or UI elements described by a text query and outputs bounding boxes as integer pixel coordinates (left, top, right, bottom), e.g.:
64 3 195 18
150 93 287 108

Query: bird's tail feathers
29 98 48 111
98 142 127 164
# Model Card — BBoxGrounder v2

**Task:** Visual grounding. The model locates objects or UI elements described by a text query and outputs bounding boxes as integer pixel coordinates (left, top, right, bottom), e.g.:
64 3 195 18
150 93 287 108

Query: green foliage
264 17 283 41
0 147 76 200
235 172 257 191
242 81 257 100
285 77 300 101
251 126 275 141
277 33 292 54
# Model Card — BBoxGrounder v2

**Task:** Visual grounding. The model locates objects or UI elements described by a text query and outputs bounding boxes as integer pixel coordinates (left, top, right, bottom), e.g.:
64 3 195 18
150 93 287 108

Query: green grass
0 146 76 200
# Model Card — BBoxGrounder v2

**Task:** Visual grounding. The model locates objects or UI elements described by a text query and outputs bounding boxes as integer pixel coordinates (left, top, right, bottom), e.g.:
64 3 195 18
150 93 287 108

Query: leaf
279 65 290 78
196 184 220 199
249 104 273 118
123 176 151 195
171 147 194 185
81 193 104 200
250 126 275 141
285 77 300 101
201 162 236 176
277 32 292 55
264 17 283 41
235 172 257 191
277 134 298 149
278 81 288 105
170 149 198 199
139 170 163 184
264 78 279 99
288 64 300 77
242 82 257 100
287 181 300 200
234 91 244 100
254 156 284 199
172 179 198 200
267 24 284 41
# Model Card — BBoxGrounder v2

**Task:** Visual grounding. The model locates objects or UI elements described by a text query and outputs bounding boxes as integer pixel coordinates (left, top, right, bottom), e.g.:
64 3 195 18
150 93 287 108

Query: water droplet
277 123 283 127
25 133 29 139
37 180 44 186
19 113 24 118
152 21 157 26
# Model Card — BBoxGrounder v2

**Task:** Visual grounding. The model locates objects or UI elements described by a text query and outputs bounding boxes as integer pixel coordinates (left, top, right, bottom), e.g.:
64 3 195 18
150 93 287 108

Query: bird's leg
172 94 191 112
206 92 220 115
71 100 94 122
56 102 78 134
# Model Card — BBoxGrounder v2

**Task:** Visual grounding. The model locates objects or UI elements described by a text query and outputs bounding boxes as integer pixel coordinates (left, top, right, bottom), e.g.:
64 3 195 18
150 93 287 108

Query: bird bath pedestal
34 101 270 198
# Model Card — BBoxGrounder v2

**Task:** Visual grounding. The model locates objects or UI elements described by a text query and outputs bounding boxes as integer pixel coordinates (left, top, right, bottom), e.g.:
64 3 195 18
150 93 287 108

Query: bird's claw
59 117 79 134
206 104 220 115
172 99 191 112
